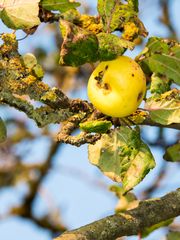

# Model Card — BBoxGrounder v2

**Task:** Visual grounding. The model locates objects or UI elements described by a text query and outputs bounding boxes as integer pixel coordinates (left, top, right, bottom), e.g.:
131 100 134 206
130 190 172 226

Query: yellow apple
87 56 146 118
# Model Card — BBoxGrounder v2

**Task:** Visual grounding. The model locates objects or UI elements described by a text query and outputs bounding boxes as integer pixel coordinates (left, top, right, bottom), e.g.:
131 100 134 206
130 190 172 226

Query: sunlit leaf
88 127 155 193
97 0 136 32
41 0 80 12
146 89 180 125
147 54 180 85
80 120 112 133
163 143 180 162
138 37 180 85
0 0 40 29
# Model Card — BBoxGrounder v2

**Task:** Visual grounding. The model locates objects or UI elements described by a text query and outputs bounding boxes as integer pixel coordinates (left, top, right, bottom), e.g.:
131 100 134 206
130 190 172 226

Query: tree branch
54 189 180 240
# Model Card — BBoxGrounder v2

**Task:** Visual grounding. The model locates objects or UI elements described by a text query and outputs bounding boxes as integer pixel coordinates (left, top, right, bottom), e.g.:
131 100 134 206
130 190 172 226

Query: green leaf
0 117 7 143
41 0 80 12
97 33 134 61
147 54 180 85
163 143 180 162
88 127 155 193
144 37 169 55
150 73 171 95
146 89 180 125
138 37 180 85
0 0 40 29
80 120 112 133
59 20 99 66
97 0 136 33
167 232 180 240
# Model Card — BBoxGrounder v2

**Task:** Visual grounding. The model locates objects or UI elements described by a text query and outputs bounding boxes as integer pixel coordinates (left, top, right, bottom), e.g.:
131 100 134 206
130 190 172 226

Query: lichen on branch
0 33 71 126
55 189 180 240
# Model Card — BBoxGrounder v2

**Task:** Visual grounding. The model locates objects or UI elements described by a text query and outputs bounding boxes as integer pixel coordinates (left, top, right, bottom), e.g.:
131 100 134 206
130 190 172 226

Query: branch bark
54 189 180 240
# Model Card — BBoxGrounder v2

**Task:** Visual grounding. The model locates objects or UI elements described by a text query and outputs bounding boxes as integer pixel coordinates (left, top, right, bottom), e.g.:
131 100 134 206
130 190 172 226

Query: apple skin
87 56 146 118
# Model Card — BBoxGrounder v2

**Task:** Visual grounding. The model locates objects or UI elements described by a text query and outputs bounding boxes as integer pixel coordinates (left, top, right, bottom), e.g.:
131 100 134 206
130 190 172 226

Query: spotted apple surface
87 56 146 117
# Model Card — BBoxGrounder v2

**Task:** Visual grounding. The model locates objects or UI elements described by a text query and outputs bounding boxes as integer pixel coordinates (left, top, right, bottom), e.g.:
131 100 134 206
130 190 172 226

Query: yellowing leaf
145 89 180 125
0 0 40 29
88 127 155 193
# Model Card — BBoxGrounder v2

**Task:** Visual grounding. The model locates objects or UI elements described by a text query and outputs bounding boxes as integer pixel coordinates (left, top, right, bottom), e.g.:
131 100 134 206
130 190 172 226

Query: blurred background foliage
0 0 179 240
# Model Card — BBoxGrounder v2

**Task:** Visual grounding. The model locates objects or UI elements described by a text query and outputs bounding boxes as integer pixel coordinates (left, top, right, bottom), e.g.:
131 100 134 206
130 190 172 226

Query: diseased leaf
59 20 99 66
97 0 136 33
0 117 7 143
167 232 180 240
146 89 180 125
97 33 134 60
0 0 40 29
80 120 112 133
163 143 180 162
41 0 80 12
88 127 155 193
150 73 171 95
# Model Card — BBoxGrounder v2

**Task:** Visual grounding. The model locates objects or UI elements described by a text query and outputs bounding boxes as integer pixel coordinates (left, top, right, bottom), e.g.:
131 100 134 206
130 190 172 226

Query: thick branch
55 189 180 240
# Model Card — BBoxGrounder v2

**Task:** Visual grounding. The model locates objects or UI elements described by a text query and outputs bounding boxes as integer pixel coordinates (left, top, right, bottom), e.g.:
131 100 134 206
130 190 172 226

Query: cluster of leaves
0 0 147 66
